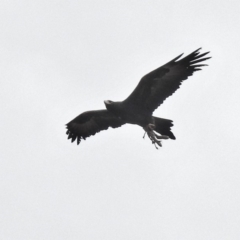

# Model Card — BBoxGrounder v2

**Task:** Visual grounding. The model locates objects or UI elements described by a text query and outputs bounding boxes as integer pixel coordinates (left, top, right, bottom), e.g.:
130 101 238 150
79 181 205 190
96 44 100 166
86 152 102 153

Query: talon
143 124 167 149
143 131 146 139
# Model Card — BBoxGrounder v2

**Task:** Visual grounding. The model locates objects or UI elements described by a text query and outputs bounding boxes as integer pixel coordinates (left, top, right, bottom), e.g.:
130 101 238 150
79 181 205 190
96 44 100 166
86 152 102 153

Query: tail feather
153 117 176 140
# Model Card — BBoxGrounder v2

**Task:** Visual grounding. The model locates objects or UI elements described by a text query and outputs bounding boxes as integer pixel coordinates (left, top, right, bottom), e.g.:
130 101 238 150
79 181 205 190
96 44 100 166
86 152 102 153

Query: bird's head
104 100 115 111
104 100 113 106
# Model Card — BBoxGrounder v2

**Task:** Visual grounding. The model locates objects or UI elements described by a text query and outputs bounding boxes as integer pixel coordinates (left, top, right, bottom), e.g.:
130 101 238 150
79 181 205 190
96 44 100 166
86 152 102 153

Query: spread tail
153 117 176 140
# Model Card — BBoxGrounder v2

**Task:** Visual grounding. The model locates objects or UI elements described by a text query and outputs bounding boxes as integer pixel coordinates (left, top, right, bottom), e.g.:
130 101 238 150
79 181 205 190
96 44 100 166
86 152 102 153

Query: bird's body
66 48 211 149
104 100 152 126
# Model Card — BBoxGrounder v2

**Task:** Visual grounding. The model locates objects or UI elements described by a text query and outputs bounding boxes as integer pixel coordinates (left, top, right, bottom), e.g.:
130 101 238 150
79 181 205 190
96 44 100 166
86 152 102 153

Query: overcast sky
1 0 240 239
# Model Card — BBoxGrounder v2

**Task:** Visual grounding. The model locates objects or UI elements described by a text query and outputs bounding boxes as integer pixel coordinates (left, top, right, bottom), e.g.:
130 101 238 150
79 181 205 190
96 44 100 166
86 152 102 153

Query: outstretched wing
123 48 211 113
66 110 125 144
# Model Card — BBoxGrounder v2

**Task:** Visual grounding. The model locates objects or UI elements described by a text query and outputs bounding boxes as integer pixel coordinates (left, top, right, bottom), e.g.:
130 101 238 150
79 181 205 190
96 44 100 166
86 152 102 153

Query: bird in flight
66 48 211 149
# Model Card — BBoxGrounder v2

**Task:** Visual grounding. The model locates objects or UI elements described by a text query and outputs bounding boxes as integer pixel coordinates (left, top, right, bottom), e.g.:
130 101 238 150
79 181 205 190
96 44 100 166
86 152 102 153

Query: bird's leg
143 131 147 139
143 124 169 149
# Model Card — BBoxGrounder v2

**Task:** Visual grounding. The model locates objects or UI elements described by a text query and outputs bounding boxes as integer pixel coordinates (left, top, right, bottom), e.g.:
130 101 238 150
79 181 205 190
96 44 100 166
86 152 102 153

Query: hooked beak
104 100 111 105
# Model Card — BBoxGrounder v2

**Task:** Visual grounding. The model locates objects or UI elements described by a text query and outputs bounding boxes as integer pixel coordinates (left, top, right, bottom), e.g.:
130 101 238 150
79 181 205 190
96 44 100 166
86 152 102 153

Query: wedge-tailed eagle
66 48 211 149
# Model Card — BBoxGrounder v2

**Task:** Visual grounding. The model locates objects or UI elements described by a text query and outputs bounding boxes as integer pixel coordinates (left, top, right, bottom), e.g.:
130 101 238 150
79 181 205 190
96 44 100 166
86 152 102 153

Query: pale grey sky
1 0 240 239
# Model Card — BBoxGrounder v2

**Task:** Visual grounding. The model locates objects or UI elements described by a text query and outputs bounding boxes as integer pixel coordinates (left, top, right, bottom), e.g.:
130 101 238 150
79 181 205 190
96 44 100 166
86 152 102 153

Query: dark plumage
66 48 211 148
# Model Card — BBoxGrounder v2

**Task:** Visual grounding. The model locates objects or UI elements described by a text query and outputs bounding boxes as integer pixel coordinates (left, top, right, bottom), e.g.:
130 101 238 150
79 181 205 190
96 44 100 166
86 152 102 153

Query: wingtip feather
172 53 184 62
194 47 202 53
191 57 211 65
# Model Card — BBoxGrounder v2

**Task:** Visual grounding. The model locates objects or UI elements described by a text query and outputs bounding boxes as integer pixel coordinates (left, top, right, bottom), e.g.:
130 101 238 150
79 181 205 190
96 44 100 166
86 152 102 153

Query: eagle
66 48 211 149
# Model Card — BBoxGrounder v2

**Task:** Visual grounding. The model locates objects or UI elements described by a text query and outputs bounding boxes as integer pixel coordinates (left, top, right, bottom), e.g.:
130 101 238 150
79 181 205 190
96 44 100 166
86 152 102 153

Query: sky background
1 0 240 239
